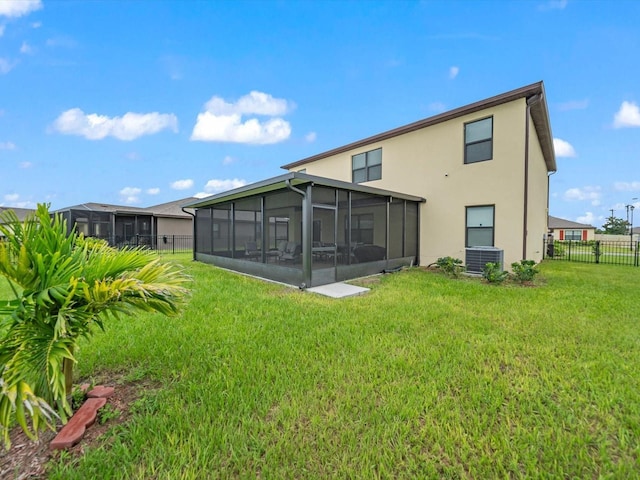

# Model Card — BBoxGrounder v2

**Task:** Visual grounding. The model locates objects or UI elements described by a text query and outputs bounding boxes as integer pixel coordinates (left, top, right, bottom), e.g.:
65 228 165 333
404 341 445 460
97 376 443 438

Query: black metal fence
543 239 640 267
94 235 193 254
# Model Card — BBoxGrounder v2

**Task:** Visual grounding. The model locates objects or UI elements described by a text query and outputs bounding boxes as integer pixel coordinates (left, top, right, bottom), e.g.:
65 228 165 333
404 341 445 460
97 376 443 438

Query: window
466 205 494 247
565 229 582 241
464 117 493 164
352 148 382 183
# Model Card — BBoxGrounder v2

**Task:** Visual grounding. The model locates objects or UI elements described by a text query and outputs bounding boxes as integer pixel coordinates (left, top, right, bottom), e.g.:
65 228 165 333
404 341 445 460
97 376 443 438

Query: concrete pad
307 282 369 298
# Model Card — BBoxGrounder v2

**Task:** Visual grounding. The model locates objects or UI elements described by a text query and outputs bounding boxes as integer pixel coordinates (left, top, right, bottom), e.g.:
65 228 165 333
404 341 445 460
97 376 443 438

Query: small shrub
511 260 539 283
552 241 566 257
70 386 87 411
482 262 508 284
98 404 120 425
436 256 464 277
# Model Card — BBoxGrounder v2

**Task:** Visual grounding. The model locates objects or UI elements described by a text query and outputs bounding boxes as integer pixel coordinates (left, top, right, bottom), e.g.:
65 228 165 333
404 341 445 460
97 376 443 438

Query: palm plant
0 204 189 448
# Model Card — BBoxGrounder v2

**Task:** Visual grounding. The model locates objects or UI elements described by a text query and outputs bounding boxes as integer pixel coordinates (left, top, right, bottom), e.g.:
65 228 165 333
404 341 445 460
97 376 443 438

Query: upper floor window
352 148 382 183
464 117 493 164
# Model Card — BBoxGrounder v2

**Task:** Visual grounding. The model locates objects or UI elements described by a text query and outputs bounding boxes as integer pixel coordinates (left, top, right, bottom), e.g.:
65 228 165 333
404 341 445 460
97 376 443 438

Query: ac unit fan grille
465 247 504 274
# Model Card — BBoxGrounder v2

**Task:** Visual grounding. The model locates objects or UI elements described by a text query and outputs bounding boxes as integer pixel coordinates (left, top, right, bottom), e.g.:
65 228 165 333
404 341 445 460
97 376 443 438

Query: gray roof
54 197 196 218
146 197 197 217
548 215 595 229
0 207 36 222
184 172 425 209
282 81 556 173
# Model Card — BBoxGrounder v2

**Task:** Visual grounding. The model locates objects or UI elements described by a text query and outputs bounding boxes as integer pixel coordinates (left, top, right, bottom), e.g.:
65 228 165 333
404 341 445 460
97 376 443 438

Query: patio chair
267 240 288 262
280 241 301 262
244 241 261 260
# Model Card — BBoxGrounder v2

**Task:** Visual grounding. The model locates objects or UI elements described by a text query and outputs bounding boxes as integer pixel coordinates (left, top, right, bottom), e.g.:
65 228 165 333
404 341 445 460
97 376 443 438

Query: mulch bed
0 377 150 479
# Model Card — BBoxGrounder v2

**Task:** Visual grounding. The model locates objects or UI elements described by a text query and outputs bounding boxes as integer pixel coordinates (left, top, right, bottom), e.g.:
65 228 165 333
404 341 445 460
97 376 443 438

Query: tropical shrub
482 262 508 284
0 205 189 447
435 256 464 277
552 241 566 257
511 260 539 283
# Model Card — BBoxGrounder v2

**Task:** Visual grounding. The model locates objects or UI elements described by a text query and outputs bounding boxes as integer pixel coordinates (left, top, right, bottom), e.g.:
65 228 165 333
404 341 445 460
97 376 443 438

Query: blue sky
1 0 639 227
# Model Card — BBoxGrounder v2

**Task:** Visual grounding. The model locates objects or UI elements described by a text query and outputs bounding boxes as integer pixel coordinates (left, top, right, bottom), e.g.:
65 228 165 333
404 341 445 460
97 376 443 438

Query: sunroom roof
183 172 426 209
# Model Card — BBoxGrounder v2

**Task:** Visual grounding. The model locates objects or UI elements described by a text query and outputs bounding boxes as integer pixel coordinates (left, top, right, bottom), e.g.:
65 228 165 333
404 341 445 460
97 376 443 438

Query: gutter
524 93 542 260
181 207 196 261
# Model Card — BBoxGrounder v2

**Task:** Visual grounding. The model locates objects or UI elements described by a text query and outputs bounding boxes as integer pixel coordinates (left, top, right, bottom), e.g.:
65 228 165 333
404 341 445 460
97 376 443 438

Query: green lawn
5 258 639 478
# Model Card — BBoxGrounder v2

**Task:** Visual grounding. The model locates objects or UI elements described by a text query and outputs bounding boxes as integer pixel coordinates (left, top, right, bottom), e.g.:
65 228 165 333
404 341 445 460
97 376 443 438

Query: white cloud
0 0 42 18
613 101 640 128
305 132 317 143
222 155 236 165
191 91 293 144
449 66 459 79
576 212 598 225
563 186 602 206
191 113 291 144
171 179 194 190
613 181 640 192
204 91 293 116
119 186 141 204
146 187 160 195
553 138 576 157
538 0 568 11
52 108 178 141
119 187 141 196
557 99 589 111
19 161 32 169
20 41 34 54
0 25 5 37
204 178 247 194
31 21 41 28
0 58 16 74
0 141 16 150
193 192 210 199
1 194 35 208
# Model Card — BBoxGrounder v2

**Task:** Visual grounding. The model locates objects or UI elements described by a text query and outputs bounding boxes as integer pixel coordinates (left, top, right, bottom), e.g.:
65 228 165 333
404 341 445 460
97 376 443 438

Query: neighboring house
0 207 37 238
53 198 195 248
548 216 596 241
186 81 556 287
0 207 36 222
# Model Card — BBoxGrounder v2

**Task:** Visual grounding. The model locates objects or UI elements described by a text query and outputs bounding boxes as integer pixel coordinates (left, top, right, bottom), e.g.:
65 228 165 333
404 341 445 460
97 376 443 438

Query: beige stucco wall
289 98 551 269
156 217 193 236
526 110 551 262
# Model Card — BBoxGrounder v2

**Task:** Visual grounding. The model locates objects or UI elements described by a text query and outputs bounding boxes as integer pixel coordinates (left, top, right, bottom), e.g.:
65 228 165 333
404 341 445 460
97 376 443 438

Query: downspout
523 94 542 260
285 179 311 289
181 207 196 261
547 170 557 238
285 178 306 197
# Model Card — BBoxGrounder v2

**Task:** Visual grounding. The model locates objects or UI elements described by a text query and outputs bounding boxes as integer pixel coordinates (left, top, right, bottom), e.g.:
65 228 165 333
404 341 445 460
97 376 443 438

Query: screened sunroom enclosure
186 173 424 288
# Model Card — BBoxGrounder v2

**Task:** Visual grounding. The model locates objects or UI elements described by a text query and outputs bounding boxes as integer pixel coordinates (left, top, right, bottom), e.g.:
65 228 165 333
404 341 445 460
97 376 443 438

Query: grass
3 257 640 478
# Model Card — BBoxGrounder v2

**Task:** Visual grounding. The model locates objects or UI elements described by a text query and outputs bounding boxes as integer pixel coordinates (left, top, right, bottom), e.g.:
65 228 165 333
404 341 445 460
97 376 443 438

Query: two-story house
186 81 556 288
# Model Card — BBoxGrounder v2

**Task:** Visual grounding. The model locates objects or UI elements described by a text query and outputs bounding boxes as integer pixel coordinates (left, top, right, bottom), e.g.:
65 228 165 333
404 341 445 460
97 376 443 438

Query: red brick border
50 385 114 450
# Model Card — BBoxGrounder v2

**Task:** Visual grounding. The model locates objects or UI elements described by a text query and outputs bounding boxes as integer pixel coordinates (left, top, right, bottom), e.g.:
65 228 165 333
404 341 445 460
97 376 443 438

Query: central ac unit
465 247 504 274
